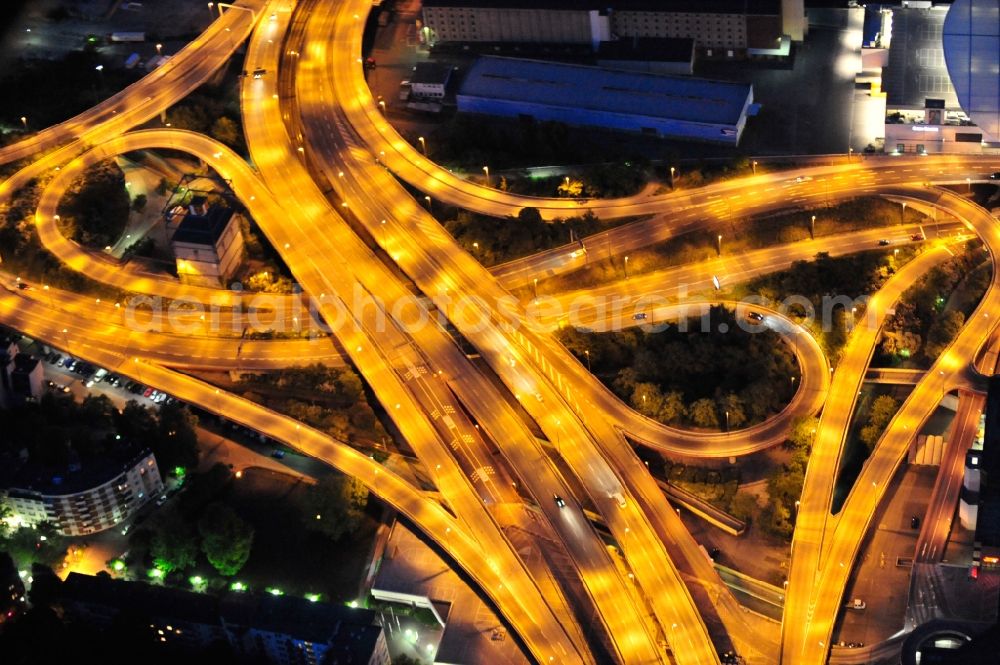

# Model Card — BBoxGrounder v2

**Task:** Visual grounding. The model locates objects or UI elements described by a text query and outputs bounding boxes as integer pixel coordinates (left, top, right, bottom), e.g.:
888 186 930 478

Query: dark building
0 552 25 628
59 573 390 665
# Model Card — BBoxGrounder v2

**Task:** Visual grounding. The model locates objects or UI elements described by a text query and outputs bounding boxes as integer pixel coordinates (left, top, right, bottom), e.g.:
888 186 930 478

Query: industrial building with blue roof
457 56 754 144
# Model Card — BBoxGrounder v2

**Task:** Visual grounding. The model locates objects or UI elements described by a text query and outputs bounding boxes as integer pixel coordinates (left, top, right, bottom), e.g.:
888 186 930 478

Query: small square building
171 206 246 287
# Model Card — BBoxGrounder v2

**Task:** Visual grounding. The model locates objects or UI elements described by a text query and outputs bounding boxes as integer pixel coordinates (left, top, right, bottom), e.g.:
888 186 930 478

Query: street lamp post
378 100 386 115
20 116 27 129
533 277 538 300
208 2 215 15
423 195 431 210
901 202 907 225
752 160 757 175
584 349 591 372
624 255 629 280
417 136 426 155
669 166 676 189
156 43 163 55
725 410 729 432
967 177 972 193
810 214 816 239
717 234 722 256
482 165 490 187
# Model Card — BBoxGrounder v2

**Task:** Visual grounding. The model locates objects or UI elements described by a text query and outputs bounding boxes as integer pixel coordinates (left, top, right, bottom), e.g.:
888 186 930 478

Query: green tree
150 516 199 573
688 398 719 428
658 390 686 425
210 116 241 148
787 416 818 453
718 393 747 429
131 193 147 212
924 310 965 360
198 503 254 576
859 395 900 451
729 491 759 522
516 206 543 225
302 475 370 541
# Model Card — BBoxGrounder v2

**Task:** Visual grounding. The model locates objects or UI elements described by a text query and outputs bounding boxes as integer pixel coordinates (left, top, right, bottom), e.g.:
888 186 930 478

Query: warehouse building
421 0 802 55
457 56 754 144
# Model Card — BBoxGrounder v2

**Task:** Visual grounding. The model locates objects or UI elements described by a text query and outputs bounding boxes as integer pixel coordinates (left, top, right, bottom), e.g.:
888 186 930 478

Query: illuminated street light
810 214 816 238
20 116 27 129
482 165 490 187
717 234 722 256
752 160 757 175
624 255 629 280
156 43 163 55
417 136 426 154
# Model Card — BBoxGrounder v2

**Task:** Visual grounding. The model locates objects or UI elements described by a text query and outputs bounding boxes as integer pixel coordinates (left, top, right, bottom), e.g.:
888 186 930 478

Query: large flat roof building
879 4 984 154
421 0 800 55
457 56 754 143
943 0 1000 144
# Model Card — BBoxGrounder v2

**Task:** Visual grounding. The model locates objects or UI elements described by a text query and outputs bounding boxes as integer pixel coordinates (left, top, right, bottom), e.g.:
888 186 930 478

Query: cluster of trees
147 501 254 577
859 394 900 453
300 474 370 541
760 416 817 540
0 509 67 569
443 209 602 266
879 243 990 366
0 393 198 472
560 306 799 430
239 365 389 444
746 251 893 362
56 159 130 248
163 94 244 152
130 464 253 578
0 182 110 293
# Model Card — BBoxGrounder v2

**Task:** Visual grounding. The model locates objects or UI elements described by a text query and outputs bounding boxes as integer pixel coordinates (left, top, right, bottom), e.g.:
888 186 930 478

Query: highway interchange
2 1 1000 663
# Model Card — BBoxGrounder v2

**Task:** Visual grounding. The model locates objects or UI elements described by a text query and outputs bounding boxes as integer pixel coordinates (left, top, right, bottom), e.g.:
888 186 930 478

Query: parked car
271 450 286 459
553 495 566 508
878 239 891 246
143 387 154 398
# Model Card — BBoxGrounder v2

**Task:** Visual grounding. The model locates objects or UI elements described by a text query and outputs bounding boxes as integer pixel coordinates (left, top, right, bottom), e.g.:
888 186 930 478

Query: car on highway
252 68 266 79
271 449 286 459
990 172 1000 180
878 239 891 246
747 311 764 323
911 233 925 241
554 495 566 508
794 175 813 183
846 598 866 610
16 282 30 290
911 515 921 529
633 312 647 320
